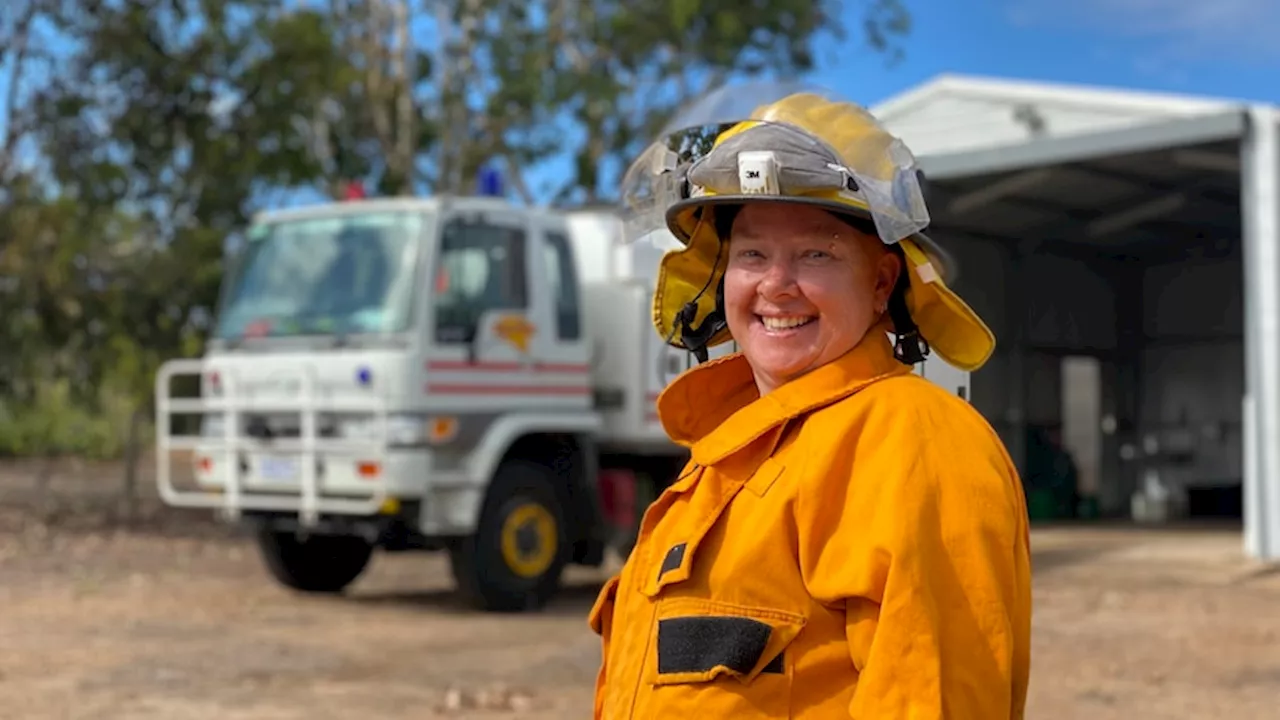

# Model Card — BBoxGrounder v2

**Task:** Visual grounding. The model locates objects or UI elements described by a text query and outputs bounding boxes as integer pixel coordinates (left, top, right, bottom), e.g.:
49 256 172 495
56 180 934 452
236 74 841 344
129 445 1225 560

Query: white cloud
1007 0 1280 67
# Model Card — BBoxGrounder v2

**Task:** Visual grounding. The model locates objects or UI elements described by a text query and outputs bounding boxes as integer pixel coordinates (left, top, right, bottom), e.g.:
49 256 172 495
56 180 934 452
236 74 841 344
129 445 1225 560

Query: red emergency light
342 181 366 201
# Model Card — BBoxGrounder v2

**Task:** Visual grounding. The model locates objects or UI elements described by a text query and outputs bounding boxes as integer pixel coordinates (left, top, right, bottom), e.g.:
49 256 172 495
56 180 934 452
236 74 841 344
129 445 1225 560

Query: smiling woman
720 202 902 395
590 80 1033 720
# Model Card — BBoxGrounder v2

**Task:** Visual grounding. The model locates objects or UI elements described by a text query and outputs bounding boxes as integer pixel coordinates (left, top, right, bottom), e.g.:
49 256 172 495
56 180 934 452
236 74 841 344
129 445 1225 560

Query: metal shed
870 74 1280 560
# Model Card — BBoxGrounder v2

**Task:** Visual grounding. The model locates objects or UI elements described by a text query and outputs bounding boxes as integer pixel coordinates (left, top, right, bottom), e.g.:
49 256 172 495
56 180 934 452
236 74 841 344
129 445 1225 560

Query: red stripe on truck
425 383 592 395
426 360 589 373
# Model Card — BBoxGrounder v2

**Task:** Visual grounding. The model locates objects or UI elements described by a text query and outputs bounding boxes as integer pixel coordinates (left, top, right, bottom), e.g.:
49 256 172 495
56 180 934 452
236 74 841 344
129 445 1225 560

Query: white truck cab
155 194 971 612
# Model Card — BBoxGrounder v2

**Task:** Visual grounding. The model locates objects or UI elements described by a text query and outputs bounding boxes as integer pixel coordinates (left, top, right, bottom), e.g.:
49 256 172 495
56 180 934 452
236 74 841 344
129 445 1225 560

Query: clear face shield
618 79 935 259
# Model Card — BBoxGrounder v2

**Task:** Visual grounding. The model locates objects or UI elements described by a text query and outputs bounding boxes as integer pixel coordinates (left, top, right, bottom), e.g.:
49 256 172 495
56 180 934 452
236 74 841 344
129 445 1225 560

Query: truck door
531 221 592 388
428 209 536 399
426 208 590 409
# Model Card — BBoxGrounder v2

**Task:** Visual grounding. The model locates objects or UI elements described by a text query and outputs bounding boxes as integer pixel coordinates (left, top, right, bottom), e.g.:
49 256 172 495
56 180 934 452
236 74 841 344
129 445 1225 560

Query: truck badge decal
494 315 536 352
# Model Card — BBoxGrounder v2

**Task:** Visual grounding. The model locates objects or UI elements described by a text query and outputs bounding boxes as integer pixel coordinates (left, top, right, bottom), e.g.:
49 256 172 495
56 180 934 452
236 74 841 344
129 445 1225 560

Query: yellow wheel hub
499 502 558 578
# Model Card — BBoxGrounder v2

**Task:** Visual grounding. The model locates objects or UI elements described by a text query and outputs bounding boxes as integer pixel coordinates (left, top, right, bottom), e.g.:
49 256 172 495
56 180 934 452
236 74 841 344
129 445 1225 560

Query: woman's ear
874 249 903 309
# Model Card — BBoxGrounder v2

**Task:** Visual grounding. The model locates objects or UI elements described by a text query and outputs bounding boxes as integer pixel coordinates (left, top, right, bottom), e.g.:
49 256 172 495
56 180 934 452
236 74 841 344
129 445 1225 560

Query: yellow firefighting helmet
618 79 996 372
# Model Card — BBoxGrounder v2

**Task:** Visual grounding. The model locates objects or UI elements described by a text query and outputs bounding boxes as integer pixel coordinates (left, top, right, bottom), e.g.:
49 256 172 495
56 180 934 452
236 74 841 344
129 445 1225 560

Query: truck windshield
213 210 425 340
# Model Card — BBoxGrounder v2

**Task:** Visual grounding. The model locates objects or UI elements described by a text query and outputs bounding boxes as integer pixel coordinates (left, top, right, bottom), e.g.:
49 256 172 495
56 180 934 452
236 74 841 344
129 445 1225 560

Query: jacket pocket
640 469 746 598
642 597 805 717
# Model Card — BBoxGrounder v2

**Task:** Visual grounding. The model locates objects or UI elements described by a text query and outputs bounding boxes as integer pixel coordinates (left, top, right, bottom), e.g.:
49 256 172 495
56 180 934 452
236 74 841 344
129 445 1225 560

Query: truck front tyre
255 529 374 594
449 459 569 612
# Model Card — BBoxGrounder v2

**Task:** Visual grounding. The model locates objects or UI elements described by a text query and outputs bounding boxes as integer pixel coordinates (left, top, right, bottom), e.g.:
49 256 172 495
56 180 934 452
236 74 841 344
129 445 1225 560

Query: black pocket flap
648 598 805 685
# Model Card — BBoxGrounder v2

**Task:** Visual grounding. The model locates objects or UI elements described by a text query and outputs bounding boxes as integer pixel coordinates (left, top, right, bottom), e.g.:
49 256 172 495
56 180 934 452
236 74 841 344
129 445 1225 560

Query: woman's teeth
760 315 815 331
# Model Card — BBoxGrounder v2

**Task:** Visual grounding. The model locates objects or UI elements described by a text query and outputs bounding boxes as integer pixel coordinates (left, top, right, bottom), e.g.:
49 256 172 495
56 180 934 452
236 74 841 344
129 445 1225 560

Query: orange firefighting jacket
589 331 1032 719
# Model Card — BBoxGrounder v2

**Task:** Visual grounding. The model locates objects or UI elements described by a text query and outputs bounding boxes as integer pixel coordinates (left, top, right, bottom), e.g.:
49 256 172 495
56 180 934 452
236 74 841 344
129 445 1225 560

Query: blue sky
819 0 1280 107
521 0 1280 204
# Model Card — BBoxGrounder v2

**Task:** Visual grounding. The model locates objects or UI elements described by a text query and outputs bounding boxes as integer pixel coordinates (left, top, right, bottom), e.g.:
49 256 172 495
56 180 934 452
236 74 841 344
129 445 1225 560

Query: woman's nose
757 259 799 298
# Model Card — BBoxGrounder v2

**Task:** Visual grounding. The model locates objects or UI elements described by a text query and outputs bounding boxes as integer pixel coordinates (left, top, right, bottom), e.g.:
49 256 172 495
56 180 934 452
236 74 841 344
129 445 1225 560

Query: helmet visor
618 79 931 249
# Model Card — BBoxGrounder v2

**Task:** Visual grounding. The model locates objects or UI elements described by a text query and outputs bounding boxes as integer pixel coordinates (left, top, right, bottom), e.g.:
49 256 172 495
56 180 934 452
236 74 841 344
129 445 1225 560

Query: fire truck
154 192 971 612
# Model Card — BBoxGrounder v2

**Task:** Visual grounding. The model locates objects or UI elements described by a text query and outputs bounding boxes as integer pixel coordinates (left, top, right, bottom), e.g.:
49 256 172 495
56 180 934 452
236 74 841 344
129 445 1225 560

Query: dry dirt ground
2 460 1280 719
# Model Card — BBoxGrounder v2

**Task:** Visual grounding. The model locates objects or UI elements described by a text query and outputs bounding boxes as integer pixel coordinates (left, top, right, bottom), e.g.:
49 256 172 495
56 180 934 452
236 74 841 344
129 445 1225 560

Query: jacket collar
656 331 913 466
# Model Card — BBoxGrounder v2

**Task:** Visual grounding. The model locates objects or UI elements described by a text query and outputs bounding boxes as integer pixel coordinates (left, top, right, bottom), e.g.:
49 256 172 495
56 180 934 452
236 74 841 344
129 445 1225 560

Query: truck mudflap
154 358 391 527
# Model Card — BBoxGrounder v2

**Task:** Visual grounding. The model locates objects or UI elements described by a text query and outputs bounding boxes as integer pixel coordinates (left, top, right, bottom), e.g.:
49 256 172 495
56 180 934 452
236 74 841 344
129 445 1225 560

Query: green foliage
0 375 147 460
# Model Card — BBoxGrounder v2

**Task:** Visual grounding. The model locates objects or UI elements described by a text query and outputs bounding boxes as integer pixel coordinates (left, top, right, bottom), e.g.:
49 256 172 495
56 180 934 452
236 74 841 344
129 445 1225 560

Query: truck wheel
255 529 374 593
449 459 569 612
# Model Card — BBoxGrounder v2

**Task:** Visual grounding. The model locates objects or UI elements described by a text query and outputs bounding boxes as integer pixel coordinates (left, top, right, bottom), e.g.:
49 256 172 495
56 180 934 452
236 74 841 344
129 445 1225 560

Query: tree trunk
121 406 143 524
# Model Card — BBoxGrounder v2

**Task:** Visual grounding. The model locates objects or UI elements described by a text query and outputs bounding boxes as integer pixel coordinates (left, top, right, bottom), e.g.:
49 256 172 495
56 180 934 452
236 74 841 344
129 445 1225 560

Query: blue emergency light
477 164 505 197
356 366 372 386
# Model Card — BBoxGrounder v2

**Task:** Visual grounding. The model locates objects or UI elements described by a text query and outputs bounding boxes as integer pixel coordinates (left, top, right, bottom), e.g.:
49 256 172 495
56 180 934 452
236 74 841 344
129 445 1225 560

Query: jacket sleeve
794 397 1032 719
587 572 621 720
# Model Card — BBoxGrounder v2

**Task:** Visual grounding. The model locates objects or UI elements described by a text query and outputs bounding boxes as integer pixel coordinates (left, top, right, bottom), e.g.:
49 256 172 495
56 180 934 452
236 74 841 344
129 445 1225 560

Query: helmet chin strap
676 277 726 364
887 275 929 365
672 208 730 365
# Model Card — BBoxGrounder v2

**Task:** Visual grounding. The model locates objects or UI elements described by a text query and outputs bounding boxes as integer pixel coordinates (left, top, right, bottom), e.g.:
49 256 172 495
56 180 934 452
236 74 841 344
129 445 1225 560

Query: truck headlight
336 413 436 447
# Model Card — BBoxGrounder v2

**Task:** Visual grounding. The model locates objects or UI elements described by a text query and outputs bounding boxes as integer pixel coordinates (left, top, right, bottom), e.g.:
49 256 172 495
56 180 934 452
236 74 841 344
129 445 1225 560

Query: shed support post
1241 106 1280 560
1006 247 1028 480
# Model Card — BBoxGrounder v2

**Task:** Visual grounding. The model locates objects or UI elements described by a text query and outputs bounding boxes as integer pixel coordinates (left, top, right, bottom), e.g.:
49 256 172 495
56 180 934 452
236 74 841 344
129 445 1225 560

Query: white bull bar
155 358 390 527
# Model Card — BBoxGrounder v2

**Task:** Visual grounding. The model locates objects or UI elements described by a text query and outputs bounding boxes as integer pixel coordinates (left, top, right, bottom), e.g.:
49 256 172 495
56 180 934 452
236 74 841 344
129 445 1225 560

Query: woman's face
723 202 902 395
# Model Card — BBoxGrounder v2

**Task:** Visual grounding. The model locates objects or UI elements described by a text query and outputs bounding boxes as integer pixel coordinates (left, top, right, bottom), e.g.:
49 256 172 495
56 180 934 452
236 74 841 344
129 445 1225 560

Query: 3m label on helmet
737 151 780 195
